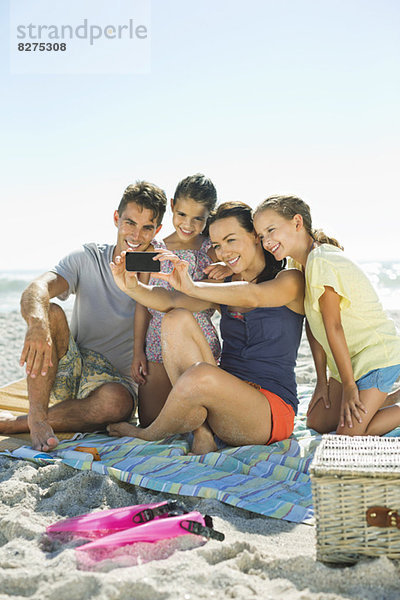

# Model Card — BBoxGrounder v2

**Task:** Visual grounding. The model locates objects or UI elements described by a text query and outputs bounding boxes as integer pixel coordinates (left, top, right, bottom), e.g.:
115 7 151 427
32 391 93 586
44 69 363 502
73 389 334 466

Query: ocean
0 261 400 313
0 270 75 313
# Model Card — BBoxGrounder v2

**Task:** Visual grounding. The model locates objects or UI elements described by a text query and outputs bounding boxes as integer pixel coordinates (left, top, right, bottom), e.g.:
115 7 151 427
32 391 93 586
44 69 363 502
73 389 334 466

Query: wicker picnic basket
310 435 400 564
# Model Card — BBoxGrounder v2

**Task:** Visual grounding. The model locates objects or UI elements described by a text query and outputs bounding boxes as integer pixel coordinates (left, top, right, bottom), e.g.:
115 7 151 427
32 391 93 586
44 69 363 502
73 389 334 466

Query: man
0 181 166 451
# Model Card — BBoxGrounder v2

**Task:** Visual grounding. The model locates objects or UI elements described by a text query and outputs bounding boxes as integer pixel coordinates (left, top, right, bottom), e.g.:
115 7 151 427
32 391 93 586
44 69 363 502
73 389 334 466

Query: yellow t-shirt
305 244 400 382
287 257 303 272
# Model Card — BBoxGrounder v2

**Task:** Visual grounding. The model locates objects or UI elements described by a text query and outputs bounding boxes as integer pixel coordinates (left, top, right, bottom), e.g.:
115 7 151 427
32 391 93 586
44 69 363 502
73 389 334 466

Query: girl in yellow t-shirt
253 195 400 437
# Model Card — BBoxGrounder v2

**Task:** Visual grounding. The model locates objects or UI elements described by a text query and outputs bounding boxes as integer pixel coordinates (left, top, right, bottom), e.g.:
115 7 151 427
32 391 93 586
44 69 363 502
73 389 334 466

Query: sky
1 0 399 271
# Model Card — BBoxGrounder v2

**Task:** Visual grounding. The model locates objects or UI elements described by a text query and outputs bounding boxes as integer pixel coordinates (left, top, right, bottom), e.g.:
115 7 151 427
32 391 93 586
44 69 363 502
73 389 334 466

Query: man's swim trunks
50 334 137 417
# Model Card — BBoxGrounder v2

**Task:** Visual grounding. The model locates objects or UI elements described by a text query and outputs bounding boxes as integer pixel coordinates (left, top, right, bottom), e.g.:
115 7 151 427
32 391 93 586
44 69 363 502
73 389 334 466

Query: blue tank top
219 304 304 413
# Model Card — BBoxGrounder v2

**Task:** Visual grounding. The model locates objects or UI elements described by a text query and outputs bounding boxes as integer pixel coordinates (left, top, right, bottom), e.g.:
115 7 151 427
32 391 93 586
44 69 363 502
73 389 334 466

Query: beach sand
1 309 400 600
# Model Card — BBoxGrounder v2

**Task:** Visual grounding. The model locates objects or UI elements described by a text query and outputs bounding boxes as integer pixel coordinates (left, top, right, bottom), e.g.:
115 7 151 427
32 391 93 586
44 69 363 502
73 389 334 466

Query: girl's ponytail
312 228 343 250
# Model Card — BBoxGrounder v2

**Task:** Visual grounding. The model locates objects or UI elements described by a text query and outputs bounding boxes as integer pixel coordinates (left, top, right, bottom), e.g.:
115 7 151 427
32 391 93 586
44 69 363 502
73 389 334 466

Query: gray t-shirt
51 243 135 378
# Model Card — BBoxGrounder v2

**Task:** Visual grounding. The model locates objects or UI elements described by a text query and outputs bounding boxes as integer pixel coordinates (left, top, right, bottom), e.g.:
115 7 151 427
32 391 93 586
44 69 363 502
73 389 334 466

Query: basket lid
310 435 400 477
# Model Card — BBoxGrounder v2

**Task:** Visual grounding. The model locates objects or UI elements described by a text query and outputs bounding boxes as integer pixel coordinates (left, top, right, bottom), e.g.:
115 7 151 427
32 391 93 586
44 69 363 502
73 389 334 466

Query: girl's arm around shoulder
202 246 234 281
206 245 218 263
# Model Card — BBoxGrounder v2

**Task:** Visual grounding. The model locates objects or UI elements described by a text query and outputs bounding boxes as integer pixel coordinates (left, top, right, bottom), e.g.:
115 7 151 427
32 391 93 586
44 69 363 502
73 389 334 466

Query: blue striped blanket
5 388 400 524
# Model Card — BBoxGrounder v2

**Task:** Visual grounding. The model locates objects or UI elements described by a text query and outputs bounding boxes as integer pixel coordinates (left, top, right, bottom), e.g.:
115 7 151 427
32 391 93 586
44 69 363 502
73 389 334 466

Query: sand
1 309 400 600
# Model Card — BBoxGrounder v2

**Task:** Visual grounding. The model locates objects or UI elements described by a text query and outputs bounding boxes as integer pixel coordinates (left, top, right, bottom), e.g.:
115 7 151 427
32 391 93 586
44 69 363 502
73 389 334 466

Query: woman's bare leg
189 419 218 455
160 308 217 383
108 309 272 452
161 308 218 452
138 307 215 426
138 362 172 427
108 309 219 451
108 362 272 446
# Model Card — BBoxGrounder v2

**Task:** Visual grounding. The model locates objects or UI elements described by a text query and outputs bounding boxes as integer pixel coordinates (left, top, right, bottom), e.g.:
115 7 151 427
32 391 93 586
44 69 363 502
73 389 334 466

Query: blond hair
254 195 343 249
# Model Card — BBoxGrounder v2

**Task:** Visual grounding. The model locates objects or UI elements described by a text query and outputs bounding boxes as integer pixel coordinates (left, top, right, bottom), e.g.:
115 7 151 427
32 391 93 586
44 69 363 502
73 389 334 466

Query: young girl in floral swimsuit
132 174 227 426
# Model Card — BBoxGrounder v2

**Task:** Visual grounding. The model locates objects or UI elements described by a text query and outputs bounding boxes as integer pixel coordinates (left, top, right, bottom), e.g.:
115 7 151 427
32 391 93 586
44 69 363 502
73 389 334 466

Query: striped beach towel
4 387 399 524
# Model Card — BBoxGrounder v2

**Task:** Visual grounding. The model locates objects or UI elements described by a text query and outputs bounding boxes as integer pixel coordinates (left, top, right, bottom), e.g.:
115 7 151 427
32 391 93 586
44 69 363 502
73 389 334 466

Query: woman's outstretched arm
193 269 304 309
154 250 304 311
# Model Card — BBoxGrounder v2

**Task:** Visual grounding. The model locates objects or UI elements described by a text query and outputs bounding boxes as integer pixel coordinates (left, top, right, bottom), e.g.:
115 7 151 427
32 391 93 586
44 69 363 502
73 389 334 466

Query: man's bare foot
190 424 218 455
0 410 58 452
27 416 59 452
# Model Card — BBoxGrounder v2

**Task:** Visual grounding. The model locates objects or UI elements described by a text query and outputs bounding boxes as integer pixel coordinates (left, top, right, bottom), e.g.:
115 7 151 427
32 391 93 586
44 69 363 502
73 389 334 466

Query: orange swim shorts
246 382 295 444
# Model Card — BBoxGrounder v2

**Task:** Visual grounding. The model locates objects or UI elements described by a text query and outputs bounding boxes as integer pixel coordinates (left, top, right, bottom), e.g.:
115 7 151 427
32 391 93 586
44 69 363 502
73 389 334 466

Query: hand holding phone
110 252 140 296
125 251 161 273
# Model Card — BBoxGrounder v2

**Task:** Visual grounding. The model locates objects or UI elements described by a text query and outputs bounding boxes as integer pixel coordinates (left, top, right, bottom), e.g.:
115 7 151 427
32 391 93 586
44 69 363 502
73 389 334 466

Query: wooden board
0 379 76 451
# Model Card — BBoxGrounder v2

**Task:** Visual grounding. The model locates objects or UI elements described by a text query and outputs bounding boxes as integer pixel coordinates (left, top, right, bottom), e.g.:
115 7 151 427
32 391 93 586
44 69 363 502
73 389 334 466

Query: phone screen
125 251 161 273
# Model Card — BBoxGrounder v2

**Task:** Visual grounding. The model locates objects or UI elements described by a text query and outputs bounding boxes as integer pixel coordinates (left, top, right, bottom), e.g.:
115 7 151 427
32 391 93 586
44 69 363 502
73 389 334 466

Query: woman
108 202 305 454
253 195 400 436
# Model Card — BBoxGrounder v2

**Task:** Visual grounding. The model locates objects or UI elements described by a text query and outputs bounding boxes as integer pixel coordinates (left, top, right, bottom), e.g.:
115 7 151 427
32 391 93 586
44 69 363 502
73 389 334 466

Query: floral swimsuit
145 238 221 362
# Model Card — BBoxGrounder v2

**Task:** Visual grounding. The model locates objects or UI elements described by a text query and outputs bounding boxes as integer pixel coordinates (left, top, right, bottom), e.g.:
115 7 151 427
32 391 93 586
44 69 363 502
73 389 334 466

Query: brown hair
173 174 217 236
208 201 286 283
173 173 217 210
118 181 167 226
254 195 343 249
